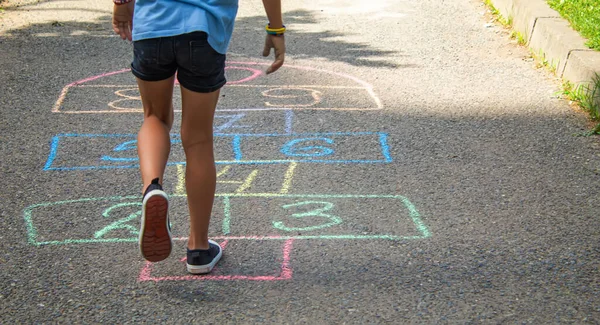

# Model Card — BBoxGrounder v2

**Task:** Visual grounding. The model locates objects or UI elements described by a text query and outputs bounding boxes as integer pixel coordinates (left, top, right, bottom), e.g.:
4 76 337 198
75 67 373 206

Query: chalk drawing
224 66 263 84
279 162 297 194
44 132 392 171
52 68 130 113
273 201 342 232
101 139 138 162
33 60 433 283
235 170 259 193
138 239 293 282
214 113 250 133
24 193 430 246
51 62 383 113
222 196 232 235
280 137 335 157
176 165 260 195
175 163 298 196
94 202 141 239
107 87 142 111
285 110 294 134
175 165 186 195
262 87 322 107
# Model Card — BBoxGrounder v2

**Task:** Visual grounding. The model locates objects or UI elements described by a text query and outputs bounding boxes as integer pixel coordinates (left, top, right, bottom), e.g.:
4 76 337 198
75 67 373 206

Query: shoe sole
186 240 223 274
139 190 172 262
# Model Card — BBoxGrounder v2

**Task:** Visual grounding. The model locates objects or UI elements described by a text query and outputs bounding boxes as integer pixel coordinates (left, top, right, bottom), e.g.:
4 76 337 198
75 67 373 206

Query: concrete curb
489 0 600 104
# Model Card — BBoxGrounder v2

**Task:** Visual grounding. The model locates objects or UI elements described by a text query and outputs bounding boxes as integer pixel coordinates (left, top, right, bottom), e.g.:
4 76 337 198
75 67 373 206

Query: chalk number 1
273 201 342 232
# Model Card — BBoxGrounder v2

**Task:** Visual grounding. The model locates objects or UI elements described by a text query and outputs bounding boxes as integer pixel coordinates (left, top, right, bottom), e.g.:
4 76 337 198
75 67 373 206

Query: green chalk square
218 193 430 240
23 196 226 246
24 195 141 246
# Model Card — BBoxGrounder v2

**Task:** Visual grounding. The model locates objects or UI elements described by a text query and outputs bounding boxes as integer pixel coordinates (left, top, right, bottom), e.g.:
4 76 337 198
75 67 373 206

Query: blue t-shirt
132 0 239 54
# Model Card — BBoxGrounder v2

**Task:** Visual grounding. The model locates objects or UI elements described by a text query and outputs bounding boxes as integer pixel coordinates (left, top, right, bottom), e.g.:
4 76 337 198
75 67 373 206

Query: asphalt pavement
1 0 600 323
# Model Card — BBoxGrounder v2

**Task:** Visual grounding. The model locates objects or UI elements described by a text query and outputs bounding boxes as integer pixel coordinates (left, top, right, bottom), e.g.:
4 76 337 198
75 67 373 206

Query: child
112 0 285 274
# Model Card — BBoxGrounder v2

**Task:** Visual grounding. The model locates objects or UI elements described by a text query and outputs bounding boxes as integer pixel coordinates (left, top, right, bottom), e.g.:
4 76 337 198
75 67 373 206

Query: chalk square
235 132 391 164
138 239 294 282
24 196 198 246
220 194 430 240
44 134 237 171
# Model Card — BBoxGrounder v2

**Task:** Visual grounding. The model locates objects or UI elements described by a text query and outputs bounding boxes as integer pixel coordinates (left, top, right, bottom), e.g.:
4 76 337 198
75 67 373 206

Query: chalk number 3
273 201 342 232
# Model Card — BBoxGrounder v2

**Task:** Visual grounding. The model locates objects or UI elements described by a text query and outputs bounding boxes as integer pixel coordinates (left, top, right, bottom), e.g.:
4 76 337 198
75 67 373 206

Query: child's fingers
112 23 120 35
125 22 133 41
267 52 284 74
266 46 284 74
266 36 285 74
118 22 129 40
262 35 271 57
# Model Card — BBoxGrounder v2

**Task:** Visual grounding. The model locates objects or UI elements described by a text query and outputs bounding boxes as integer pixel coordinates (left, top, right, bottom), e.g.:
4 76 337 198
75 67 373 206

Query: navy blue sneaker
139 178 172 262
186 240 222 274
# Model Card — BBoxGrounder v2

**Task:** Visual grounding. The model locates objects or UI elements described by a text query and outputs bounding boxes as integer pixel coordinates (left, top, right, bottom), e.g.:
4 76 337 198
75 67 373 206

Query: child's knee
144 110 173 129
181 129 213 151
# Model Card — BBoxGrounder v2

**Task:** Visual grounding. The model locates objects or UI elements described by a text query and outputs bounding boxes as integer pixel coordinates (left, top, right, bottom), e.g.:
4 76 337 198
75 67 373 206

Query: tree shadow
1 0 82 9
1 7 413 69
232 9 413 69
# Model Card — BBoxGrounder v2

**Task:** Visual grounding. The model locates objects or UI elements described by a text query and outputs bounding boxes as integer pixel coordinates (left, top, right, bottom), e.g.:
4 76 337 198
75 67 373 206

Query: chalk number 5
273 201 342 232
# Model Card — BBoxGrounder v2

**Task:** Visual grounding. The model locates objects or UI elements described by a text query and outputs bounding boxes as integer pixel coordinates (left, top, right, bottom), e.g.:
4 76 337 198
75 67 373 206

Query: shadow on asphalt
1 0 83 9
1 8 413 69
232 9 413 69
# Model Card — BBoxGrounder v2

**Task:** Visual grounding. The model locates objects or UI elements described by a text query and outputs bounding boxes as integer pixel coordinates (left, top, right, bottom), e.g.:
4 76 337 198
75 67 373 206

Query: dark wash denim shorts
131 32 226 93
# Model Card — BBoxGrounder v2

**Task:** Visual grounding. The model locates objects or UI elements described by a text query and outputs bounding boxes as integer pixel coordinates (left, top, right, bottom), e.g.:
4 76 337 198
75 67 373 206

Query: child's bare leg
136 76 175 191
180 85 220 250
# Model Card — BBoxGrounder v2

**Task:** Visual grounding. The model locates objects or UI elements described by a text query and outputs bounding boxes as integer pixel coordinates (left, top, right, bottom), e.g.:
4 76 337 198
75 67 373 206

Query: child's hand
112 2 135 41
262 34 285 74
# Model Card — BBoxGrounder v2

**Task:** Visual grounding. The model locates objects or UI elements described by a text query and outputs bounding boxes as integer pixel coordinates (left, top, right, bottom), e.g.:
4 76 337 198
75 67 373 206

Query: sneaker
186 240 222 274
139 178 172 262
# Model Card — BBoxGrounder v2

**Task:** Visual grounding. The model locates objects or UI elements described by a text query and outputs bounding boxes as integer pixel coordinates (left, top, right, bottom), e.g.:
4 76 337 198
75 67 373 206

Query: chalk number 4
273 201 342 232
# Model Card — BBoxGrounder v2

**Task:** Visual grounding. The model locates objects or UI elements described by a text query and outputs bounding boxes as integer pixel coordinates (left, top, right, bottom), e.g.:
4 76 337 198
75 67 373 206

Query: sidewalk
489 0 600 104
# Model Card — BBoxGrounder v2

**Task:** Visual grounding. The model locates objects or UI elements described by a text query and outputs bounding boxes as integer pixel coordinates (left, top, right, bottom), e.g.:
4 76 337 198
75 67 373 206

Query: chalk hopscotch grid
43 132 393 171
52 63 383 113
23 193 431 247
37 62 428 282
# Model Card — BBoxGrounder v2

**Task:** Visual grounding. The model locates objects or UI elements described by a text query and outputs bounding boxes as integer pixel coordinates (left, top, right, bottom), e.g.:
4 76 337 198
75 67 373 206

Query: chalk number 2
273 201 342 232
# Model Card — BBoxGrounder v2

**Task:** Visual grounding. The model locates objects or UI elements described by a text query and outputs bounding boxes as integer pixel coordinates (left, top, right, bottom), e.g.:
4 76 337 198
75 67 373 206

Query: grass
531 49 558 73
510 30 527 46
483 0 513 26
562 75 600 135
546 0 600 50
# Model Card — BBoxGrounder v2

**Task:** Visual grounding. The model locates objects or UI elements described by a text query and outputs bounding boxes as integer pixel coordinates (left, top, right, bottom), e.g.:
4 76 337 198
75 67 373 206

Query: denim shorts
131 32 226 93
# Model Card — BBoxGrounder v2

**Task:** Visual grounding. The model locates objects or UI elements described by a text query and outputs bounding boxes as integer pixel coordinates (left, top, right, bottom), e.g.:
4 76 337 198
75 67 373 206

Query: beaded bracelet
265 24 286 36
114 0 133 5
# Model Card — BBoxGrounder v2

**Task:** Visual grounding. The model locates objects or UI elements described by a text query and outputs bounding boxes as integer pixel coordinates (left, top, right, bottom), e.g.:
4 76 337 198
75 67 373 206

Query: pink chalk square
138 239 294 282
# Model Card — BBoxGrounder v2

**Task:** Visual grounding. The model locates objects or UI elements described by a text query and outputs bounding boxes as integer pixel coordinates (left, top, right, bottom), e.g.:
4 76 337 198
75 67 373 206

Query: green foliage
510 31 527 45
483 0 513 26
547 0 600 50
483 0 499 15
563 75 600 135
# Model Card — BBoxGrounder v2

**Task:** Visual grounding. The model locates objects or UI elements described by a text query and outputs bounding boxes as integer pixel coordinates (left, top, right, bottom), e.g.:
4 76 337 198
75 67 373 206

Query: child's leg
136 76 175 262
136 76 175 191
179 85 220 250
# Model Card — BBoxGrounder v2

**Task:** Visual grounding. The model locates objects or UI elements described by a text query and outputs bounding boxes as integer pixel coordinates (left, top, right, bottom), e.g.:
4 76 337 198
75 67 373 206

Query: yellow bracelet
265 24 286 35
